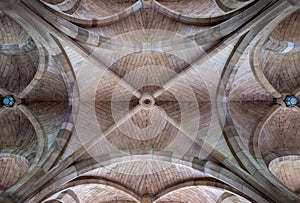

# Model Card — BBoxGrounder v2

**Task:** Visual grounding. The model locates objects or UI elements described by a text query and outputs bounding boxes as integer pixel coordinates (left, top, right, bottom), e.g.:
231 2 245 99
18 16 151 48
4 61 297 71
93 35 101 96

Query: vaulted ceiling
0 0 300 203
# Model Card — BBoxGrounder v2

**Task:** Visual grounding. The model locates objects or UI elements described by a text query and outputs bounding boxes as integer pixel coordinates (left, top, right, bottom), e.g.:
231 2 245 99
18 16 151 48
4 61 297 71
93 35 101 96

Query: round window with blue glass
2 95 15 107
284 95 298 107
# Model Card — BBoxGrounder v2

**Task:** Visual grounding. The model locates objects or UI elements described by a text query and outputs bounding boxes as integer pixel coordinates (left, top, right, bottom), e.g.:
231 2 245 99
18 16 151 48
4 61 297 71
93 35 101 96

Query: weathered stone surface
1 1 300 203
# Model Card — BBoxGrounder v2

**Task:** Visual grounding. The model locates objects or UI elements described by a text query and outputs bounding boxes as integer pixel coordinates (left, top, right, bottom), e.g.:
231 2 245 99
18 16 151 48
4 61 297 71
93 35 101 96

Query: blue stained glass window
2 95 15 107
284 95 298 107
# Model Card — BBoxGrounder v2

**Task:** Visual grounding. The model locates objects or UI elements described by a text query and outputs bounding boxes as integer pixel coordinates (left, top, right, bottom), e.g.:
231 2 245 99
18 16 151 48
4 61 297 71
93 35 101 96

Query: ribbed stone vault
0 0 300 203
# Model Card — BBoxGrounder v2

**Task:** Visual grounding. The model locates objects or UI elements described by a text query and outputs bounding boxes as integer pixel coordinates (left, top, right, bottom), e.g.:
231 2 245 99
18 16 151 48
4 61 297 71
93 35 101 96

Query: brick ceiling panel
269 156 300 195
261 51 300 93
259 107 300 163
156 0 225 17
23 70 68 102
270 9 300 43
87 8 207 37
0 154 29 191
0 53 39 94
81 161 206 197
0 109 37 155
108 52 190 80
0 14 29 45
155 186 222 203
228 101 273 148
73 0 138 19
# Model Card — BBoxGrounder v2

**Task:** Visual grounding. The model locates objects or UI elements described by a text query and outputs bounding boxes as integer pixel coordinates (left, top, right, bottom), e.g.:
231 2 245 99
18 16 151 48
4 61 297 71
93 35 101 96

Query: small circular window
2 95 15 107
284 95 298 107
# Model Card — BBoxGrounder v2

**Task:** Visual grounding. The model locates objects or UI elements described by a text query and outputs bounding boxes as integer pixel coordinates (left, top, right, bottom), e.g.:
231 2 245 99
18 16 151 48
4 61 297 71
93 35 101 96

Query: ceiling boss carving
0 0 300 203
